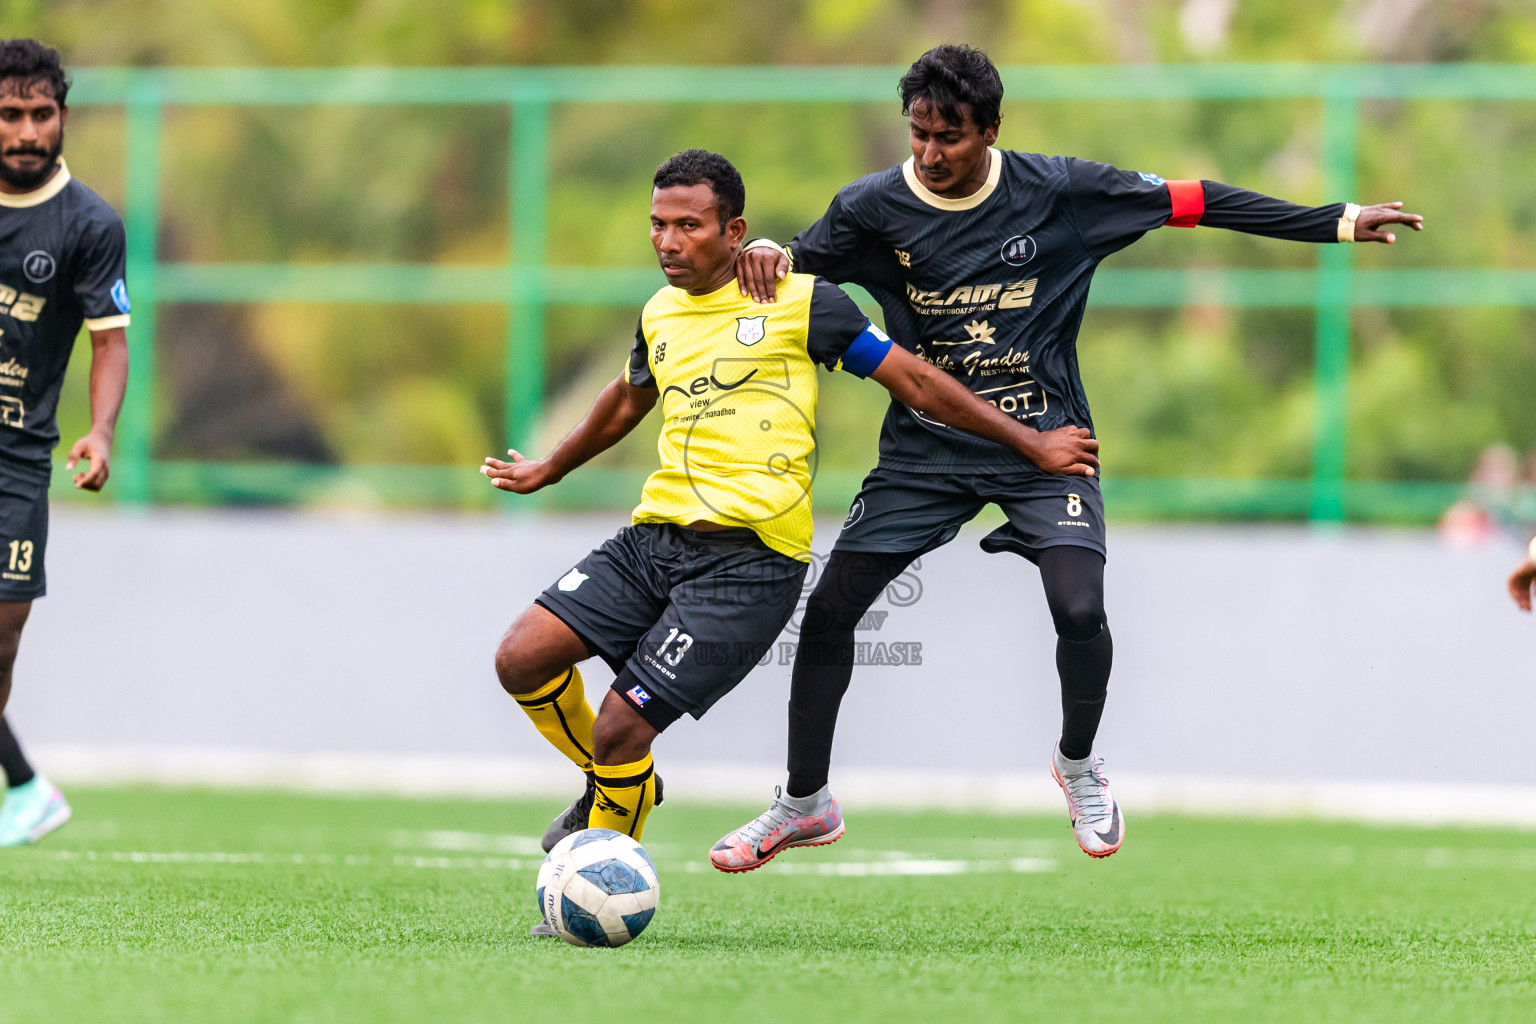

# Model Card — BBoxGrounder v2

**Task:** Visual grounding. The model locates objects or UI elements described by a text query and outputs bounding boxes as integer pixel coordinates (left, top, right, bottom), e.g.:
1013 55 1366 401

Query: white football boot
1050 744 1124 858
0 774 71 847
710 785 844 872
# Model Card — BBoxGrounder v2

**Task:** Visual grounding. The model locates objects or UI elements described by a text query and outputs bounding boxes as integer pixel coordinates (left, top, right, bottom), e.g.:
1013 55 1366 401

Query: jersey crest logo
1000 235 1036 267
735 316 767 346
110 279 131 314
22 251 54 284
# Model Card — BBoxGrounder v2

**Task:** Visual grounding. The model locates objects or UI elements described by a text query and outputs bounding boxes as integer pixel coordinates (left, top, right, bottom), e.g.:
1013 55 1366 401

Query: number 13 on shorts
7 539 33 572
656 627 694 667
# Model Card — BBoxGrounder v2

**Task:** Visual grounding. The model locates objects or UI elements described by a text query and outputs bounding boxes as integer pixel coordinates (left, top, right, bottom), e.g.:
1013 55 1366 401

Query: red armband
1166 179 1205 228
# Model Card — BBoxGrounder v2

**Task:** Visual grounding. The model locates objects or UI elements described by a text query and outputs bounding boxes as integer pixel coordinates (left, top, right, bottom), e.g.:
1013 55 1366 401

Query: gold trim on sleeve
1336 202 1361 243
84 314 130 331
0 158 72 208
901 149 1002 212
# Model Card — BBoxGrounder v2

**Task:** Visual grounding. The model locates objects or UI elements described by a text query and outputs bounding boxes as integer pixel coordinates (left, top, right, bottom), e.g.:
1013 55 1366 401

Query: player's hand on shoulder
65 431 112 491
481 449 556 494
1354 202 1423 243
1032 426 1100 477
735 244 789 304
1510 561 1536 613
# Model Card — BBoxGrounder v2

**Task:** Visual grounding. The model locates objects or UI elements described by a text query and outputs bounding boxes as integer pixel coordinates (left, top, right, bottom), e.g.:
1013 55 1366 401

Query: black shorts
0 463 49 602
834 465 1106 564
535 523 807 729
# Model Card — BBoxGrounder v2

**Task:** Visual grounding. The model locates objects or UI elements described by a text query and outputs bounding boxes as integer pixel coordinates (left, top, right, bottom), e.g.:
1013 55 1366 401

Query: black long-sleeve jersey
0 160 130 471
782 149 1347 474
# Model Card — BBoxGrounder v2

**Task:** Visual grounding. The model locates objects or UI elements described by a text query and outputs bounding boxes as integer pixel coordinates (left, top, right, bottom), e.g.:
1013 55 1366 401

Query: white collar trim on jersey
0 157 71 209
902 148 1001 212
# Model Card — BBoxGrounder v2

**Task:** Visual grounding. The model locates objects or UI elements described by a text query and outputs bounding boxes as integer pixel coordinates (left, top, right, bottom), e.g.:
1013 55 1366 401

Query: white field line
43 843 1536 873
32 745 1536 829
36 849 1056 876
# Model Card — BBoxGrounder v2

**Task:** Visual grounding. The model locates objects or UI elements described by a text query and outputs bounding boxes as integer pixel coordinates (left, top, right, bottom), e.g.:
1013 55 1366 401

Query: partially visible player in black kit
710 45 1422 869
0 39 130 847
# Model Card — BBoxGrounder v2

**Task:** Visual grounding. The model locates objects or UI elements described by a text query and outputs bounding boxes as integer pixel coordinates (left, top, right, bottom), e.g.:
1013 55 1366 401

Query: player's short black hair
899 44 1003 132
653 149 745 228
0 38 69 105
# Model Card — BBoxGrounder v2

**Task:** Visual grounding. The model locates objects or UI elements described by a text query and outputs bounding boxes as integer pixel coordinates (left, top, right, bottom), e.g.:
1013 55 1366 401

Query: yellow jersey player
1510 536 1536 612
480 150 1098 935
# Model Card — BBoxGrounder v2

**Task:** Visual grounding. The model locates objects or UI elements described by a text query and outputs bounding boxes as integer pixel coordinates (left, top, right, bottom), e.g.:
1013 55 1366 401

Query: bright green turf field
1 788 1533 1023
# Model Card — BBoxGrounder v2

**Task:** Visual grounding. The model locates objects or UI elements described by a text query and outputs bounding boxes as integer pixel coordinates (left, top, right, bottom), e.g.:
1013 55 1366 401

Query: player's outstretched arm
1510 539 1536 612
868 346 1098 476
482 375 657 495
1350 202 1424 243
1184 178 1423 244
65 326 129 491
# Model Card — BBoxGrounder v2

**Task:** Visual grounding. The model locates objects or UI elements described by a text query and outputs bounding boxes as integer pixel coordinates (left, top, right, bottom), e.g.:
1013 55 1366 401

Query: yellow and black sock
514 667 596 773
591 754 658 840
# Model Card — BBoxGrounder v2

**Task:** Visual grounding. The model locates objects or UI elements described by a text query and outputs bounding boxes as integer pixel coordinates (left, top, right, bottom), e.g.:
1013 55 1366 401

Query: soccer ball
536 828 660 947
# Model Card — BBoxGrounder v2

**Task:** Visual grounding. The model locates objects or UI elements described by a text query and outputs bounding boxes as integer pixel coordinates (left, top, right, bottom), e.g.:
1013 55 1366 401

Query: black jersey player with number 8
710 45 1423 869
0 40 131 847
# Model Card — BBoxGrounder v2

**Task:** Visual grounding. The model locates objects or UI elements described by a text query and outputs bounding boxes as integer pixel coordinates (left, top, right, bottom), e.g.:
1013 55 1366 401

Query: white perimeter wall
8 508 1535 821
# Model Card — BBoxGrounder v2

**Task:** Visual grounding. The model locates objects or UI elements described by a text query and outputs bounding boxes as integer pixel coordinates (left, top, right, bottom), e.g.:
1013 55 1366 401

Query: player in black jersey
0 40 130 846
711 44 1422 867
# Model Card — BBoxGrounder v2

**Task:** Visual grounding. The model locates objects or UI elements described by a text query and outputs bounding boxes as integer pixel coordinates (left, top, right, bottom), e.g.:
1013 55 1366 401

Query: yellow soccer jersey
625 272 891 561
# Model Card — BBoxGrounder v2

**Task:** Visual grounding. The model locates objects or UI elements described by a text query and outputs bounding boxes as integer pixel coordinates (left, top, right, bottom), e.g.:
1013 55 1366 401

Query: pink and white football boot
1051 744 1125 859
710 786 844 873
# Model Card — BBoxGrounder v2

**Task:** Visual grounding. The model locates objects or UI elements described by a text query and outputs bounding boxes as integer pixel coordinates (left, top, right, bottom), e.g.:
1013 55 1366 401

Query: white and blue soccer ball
536 828 660 947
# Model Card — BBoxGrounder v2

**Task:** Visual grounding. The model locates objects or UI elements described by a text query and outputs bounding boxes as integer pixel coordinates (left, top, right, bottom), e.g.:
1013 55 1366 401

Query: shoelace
735 786 799 846
1060 758 1112 824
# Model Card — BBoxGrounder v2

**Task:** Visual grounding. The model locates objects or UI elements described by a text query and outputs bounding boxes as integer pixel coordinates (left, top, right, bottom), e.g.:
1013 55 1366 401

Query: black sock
0 715 36 788
786 550 916 798
1057 626 1112 761
1038 546 1112 762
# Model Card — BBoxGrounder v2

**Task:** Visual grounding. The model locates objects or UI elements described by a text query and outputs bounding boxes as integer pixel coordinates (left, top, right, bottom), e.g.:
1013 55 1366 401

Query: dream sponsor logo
905 277 1036 317
22 251 55 284
0 284 47 323
557 568 589 592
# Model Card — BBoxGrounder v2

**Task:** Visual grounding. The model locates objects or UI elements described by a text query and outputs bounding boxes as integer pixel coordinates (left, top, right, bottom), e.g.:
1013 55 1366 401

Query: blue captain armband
839 322 893 378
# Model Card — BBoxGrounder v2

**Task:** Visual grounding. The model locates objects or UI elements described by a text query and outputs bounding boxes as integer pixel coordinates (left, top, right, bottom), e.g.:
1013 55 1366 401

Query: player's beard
0 130 63 190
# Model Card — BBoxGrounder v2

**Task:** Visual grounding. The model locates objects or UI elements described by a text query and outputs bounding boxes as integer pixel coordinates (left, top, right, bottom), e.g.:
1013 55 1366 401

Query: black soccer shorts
833 465 1106 563
535 523 807 729
0 462 50 602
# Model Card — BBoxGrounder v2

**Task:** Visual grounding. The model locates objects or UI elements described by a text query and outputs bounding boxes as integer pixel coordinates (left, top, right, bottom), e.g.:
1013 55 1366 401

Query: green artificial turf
1 787 1533 1023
